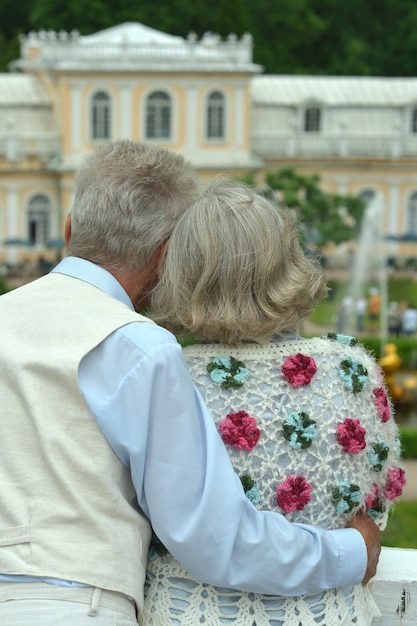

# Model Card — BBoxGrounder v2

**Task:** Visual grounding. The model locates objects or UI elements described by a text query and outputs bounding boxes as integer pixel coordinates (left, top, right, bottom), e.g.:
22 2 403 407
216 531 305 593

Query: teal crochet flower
240 474 261 505
339 356 368 393
367 504 386 522
207 356 250 389
332 481 362 514
369 439 389 472
282 411 317 449
325 333 358 347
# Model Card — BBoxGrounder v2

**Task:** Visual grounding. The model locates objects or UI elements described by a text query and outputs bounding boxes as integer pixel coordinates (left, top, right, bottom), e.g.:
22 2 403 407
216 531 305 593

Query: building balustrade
252 132 417 159
4 130 417 163
0 133 60 162
18 31 254 67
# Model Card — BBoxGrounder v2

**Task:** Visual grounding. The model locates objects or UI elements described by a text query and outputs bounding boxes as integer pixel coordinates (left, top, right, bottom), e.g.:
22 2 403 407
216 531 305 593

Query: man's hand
347 512 381 585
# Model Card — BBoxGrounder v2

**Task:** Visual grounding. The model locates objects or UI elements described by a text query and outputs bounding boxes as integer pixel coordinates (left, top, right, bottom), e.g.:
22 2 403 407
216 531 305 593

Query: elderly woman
145 179 405 626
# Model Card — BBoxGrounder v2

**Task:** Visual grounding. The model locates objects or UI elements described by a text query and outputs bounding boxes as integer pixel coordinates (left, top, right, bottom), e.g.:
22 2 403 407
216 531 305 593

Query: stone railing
17 30 255 68
373 546 417 624
251 132 417 159
0 133 60 162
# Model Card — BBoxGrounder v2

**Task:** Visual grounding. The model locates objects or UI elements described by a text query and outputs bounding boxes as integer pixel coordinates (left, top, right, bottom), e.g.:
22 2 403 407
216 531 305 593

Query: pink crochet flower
219 410 260 451
384 467 406 500
276 476 312 513
336 418 367 454
282 354 317 387
373 387 391 422
365 484 380 509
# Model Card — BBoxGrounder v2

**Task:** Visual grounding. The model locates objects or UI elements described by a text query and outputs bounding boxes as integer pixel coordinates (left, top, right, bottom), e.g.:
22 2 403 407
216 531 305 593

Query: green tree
28 0 250 40
216 0 250 38
0 0 32 39
3 0 417 79
309 0 417 76
0 0 32 69
265 168 365 246
242 0 326 74
30 0 114 33
0 32 21 71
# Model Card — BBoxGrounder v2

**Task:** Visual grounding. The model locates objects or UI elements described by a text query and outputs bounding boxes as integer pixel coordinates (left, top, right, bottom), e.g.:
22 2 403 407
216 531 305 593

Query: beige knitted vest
0 272 152 621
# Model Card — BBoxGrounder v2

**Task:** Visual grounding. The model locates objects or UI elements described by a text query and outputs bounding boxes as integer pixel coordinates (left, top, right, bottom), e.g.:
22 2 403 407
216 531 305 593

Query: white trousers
0 582 139 626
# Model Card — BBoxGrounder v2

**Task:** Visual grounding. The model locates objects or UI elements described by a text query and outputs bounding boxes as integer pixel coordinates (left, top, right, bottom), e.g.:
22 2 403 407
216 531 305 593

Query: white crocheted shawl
145 335 405 626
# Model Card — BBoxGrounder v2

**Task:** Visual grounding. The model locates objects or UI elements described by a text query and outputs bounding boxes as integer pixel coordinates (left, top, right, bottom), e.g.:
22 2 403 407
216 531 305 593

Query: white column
6 185 19 264
234 85 244 148
120 84 132 139
6 186 18 236
70 85 82 154
185 84 198 157
388 178 400 234
386 178 401 260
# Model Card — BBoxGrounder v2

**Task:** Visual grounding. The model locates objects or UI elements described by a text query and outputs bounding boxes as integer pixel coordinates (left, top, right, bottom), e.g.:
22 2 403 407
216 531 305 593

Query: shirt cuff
326 527 367 587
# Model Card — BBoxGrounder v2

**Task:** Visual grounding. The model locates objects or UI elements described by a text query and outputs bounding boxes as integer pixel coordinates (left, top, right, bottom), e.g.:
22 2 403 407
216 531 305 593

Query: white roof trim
252 75 417 106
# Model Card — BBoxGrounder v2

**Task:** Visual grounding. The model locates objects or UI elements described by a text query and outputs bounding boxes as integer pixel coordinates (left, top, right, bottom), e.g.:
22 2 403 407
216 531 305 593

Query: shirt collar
51 257 134 311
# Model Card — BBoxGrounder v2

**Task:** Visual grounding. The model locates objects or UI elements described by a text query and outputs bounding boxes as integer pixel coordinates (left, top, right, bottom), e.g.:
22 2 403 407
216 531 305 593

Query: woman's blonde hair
151 178 327 344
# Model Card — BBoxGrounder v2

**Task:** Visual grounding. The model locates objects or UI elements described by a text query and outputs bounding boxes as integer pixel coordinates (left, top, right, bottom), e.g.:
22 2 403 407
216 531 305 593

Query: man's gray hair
67 140 200 272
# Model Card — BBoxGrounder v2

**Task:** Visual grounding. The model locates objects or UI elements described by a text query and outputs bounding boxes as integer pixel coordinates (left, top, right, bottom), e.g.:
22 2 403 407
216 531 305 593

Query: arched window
146 91 171 139
28 194 50 245
359 189 376 206
91 91 111 140
304 107 321 132
206 91 225 139
407 192 417 234
411 108 417 133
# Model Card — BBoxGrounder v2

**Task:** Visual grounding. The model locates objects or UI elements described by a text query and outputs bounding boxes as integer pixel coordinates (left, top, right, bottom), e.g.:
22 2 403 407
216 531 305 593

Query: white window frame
90 90 112 141
206 90 226 140
27 194 51 245
303 106 322 132
145 91 172 140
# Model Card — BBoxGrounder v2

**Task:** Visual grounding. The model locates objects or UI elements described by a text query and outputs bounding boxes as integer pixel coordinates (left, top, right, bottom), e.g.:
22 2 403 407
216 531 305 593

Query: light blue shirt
0 257 367 595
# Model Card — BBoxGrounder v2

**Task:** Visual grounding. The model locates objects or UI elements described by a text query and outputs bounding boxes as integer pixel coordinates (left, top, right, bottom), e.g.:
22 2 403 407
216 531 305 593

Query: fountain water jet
346 195 388 351
347 198 417 427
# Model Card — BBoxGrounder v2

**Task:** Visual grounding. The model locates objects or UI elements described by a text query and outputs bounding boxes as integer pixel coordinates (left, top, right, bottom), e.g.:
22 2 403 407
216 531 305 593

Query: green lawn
382 500 417 548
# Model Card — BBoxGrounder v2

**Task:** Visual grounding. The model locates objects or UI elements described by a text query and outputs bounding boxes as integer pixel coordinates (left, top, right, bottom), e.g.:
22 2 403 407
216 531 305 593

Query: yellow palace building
2 21 417 268
0 22 261 267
